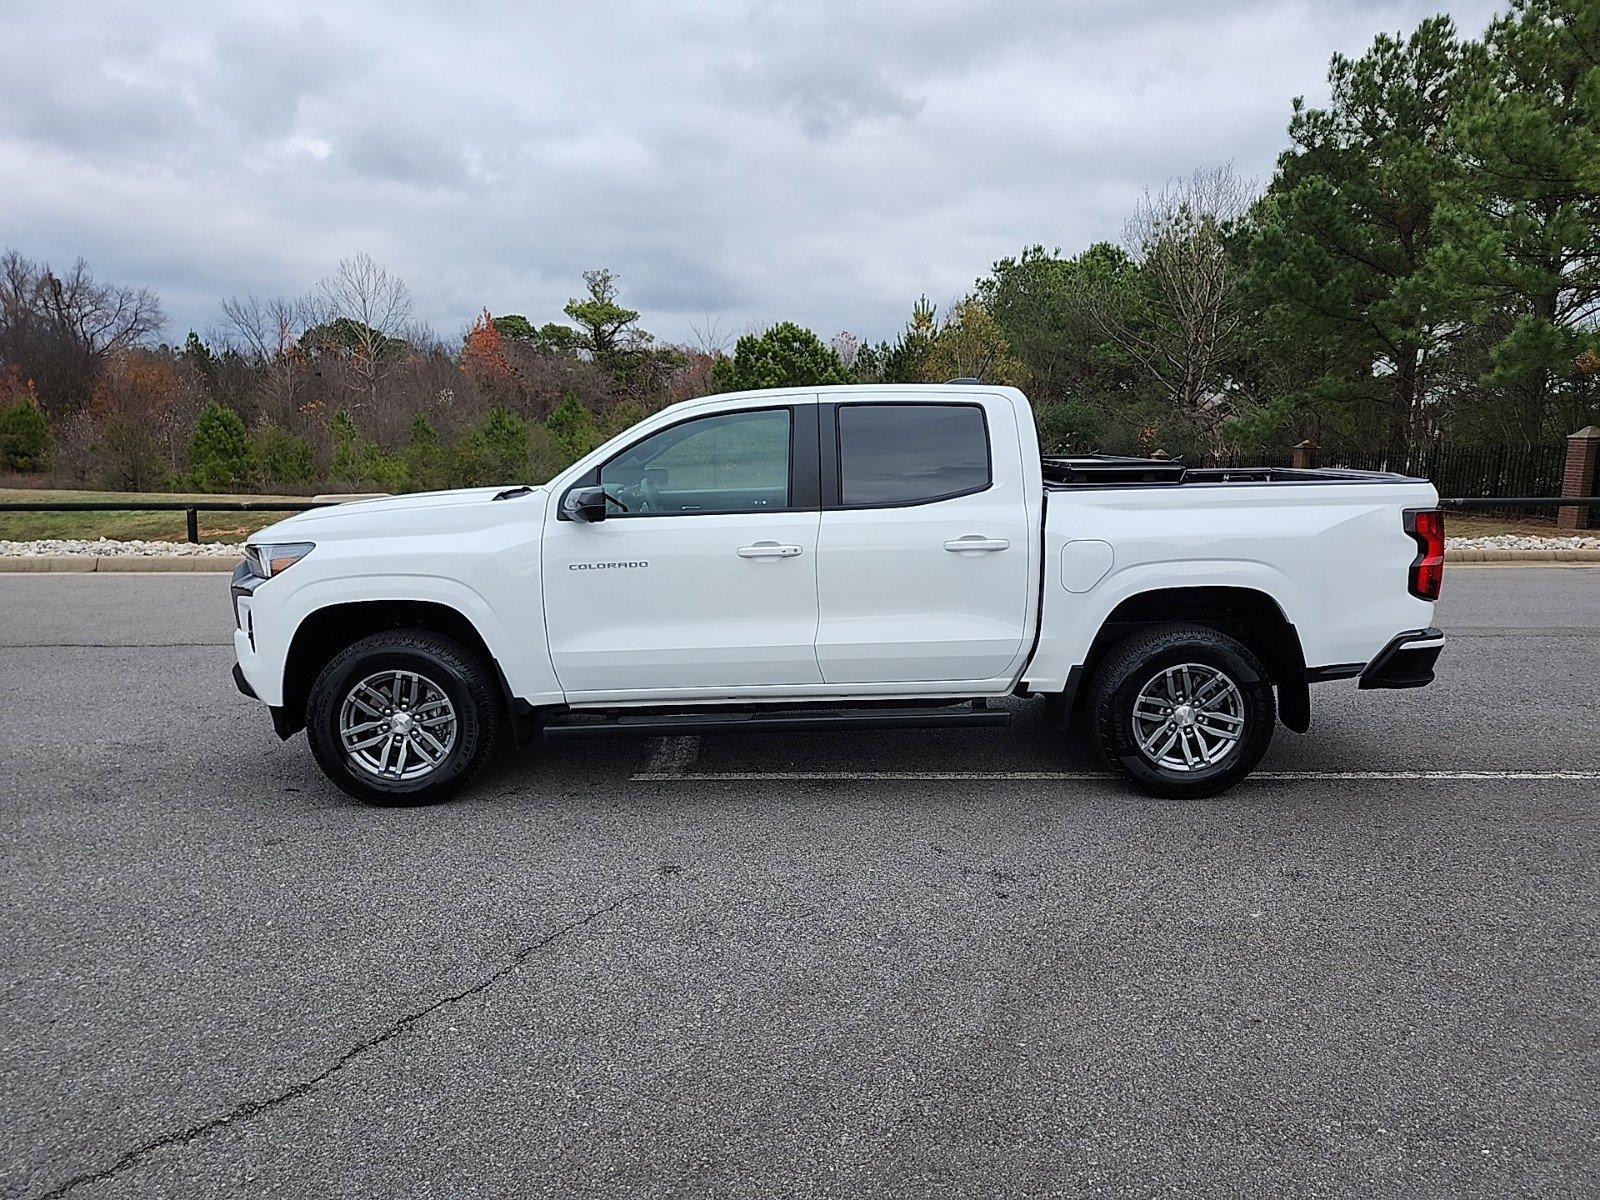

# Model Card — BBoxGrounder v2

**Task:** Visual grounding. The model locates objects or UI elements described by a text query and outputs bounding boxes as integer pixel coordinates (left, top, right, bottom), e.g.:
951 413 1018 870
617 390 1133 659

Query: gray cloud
0 0 1503 345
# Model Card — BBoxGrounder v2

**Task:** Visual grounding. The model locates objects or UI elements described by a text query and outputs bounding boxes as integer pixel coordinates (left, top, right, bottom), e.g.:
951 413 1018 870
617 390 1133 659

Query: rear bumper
1359 627 1444 690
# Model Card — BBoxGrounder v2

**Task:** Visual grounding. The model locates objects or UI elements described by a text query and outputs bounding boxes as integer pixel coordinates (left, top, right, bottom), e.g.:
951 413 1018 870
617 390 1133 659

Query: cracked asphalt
1 568 1597 1199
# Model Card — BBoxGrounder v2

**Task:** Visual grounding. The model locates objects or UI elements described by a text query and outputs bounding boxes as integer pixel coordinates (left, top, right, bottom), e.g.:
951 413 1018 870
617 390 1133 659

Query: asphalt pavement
1 567 1596 1198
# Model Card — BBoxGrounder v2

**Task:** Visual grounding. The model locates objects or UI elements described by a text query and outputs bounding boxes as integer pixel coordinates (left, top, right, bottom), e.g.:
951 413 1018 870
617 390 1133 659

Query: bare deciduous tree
219 293 314 421
0 249 165 415
689 310 732 357
313 252 414 409
1086 167 1257 450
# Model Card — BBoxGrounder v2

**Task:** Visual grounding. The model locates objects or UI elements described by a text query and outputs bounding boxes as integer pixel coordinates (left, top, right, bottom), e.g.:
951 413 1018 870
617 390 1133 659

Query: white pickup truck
231 384 1445 803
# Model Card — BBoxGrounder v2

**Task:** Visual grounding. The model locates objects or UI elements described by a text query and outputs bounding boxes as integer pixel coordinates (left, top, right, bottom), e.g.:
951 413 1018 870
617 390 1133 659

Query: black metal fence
0 492 1593 544
1211 442 1571 519
1328 443 1569 504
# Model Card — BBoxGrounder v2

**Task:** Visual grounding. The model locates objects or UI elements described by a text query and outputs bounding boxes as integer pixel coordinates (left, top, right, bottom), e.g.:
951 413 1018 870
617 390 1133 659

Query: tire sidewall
1100 636 1274 798
307 640 488 805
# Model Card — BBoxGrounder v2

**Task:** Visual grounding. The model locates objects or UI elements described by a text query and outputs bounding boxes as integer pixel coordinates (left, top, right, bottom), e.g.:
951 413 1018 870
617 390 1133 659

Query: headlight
245 542 315 578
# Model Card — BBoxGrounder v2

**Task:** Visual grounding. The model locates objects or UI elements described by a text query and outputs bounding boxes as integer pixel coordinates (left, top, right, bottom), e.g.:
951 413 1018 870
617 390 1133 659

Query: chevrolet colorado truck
231 384 1445 803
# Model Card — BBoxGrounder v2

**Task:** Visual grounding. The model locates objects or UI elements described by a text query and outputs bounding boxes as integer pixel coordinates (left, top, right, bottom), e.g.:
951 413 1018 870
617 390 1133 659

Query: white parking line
632 769 1600 783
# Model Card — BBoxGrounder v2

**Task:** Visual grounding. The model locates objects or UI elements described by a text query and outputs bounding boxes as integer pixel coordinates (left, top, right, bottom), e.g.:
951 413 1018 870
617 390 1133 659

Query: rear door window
836 404 990 506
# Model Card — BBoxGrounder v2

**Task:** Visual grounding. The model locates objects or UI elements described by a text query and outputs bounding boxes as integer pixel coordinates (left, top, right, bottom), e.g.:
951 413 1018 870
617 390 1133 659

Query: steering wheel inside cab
607 477 659 513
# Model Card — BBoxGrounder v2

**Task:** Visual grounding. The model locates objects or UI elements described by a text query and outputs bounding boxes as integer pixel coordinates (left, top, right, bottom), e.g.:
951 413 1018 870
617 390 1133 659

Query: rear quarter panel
1026 480 1439 690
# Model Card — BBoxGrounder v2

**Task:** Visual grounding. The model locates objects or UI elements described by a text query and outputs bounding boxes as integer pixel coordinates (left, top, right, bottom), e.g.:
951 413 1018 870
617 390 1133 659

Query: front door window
600 408 791 516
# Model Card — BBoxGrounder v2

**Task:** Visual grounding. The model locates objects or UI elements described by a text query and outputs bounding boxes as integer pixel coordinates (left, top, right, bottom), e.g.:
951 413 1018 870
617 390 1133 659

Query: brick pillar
1292 439 1319 470
1558 426 1600 531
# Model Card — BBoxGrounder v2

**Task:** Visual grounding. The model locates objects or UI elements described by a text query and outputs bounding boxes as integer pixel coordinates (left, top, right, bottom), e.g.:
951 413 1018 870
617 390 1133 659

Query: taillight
1404 509 1444 601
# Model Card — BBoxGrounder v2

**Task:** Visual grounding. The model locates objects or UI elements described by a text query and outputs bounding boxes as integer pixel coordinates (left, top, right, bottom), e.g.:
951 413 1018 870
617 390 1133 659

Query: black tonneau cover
1041 454 1420 489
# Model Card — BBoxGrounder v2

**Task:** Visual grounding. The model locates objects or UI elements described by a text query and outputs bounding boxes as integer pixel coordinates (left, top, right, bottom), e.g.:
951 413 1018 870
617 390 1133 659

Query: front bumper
1359 626 1445 690
230 560 280 706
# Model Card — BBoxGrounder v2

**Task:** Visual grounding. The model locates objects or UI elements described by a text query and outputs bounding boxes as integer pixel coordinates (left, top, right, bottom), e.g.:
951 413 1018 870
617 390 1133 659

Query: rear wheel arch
279 600 506 738
1080 586 1310 733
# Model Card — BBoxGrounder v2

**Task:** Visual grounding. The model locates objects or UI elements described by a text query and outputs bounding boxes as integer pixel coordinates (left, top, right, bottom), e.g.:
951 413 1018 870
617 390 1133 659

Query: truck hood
250 486 546 543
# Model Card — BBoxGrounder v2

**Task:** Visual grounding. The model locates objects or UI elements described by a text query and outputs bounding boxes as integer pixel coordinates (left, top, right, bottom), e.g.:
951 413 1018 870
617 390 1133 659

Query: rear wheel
1088 623 1275 798
306 629 502 805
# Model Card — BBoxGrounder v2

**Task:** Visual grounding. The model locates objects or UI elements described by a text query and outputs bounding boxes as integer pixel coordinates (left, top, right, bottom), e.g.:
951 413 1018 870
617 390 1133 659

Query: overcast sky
1 0 1503 348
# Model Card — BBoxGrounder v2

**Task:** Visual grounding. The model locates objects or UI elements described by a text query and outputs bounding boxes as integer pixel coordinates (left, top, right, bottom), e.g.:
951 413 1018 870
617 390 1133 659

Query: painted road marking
632 769 1600 783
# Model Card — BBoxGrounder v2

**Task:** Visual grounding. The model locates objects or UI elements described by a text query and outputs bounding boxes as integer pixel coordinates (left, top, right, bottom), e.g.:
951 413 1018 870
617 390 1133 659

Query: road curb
1447 548 1600 563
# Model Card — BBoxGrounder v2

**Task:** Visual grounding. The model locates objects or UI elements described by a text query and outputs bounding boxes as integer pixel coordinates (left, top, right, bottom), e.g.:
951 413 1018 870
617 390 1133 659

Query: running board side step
542 706 1010 741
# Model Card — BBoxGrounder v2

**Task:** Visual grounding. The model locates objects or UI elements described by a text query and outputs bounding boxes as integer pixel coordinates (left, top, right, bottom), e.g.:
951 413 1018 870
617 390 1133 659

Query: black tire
305 629 502 806
1088 622 1275 799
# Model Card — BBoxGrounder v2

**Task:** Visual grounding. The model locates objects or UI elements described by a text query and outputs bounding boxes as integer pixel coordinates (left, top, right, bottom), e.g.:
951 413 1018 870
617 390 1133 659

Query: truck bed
1041 454 1419 489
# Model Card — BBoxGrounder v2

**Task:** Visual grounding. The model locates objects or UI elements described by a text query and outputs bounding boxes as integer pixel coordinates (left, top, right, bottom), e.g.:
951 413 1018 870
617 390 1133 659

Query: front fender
248 572 560 708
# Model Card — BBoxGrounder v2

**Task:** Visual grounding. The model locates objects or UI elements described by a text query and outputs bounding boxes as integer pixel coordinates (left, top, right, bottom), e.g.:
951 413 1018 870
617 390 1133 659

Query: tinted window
837 404 990 506
600 408 790 515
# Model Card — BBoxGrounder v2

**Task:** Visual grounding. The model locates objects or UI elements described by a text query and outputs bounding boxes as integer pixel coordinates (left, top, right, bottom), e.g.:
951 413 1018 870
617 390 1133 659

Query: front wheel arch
280 600 507 739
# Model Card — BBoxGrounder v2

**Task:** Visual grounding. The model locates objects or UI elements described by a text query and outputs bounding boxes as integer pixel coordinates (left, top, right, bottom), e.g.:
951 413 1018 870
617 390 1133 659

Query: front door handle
943 536 1010 553
737 542 803 559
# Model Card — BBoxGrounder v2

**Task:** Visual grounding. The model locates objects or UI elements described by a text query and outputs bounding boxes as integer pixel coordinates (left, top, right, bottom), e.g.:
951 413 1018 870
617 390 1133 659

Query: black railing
0 500 335 543
1 496 1598 544
1330 443 1569 498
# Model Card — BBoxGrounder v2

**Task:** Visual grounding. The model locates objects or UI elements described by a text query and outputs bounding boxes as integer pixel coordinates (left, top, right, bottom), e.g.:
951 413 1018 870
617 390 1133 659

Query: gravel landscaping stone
0 538 245 557
1445 533 1600 551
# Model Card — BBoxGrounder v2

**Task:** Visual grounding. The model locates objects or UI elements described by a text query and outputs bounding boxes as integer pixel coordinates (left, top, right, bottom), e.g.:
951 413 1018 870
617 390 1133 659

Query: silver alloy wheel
1130 662 1245 773
339 669 458 782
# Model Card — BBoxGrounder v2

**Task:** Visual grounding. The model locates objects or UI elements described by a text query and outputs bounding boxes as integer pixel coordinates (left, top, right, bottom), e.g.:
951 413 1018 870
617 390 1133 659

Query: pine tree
711 322 852 391
186 402 253 491
1249 17 1479 460
881 298 940 383
1434 0 1600 441
477 405 531 482
0 390 52 472
404 414 444 490
545 394 600 464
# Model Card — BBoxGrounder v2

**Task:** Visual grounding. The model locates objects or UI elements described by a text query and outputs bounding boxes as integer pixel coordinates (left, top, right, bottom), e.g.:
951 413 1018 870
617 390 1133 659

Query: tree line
1 0 1594 494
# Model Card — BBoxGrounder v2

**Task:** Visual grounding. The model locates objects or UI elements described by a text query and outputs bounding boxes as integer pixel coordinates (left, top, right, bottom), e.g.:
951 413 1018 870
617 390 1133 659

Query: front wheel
306 629 502 806
1088 623 1275 799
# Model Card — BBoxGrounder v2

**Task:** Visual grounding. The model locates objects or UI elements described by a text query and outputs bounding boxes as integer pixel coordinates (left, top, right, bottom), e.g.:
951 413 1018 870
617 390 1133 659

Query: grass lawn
1443 512 1562 539
0 488 318 543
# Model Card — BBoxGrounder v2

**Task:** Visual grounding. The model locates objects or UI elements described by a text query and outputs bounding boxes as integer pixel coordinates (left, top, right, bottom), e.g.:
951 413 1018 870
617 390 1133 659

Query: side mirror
562 485 608 523
562 485 629 522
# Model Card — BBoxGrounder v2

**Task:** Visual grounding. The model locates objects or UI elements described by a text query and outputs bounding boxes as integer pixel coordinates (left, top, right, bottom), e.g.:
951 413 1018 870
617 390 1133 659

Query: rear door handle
943 536 1010 553
737 542 803 559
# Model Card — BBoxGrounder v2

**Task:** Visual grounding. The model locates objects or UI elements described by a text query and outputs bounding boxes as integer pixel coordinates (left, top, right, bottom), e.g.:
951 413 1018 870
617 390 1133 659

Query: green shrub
0 397 51 472
251 423 315 487
96 414 168 491
545 394 599 464
405 415 447 491
441 433 488 487
329 409 409 492
478 404 531 482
